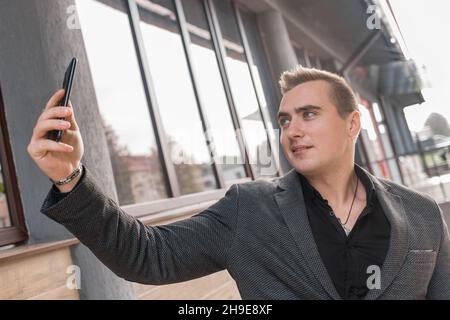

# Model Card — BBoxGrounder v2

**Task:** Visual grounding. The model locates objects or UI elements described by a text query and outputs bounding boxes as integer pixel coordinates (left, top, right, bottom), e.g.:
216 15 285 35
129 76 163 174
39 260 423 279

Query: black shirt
299 165 391 299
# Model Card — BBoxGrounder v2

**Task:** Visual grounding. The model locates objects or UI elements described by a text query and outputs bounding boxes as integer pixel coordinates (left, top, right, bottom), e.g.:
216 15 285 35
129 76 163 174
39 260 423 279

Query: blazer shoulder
378 177 442 220
380 177 437 205
236 177 279 196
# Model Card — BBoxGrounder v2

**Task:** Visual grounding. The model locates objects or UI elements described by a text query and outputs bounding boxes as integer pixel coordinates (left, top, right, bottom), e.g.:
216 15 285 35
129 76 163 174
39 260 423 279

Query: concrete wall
0 0 134 299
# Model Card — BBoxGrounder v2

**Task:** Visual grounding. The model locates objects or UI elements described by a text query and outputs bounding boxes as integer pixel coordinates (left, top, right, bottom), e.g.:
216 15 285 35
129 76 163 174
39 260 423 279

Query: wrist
50 163 83 193
55 174 82 193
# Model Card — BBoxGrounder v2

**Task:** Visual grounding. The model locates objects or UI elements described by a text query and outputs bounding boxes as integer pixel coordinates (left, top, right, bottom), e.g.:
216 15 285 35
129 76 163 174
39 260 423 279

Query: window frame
0 85 28 247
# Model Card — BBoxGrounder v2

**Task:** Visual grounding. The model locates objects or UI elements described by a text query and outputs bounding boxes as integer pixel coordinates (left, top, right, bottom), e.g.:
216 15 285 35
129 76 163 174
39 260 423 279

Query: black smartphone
47 57 77 142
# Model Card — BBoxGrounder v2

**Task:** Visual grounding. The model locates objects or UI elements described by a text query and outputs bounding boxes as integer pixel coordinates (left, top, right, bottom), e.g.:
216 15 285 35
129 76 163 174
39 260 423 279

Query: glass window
240 9 279 177
398 154 448 203
378 123 394 159
76 0 168 205
137 0 218 194
373 101 402 183
359 103 383 162
181 0 247 182
0 163 11 228
359 103 391 179
358 100 402 183
372 102 383 122
386 158 402 184
214 0 276 177
0 86 27 247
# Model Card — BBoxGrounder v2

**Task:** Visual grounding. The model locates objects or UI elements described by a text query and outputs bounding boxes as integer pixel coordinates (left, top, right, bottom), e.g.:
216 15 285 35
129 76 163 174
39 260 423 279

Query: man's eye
304 111 316 119
279 118 290 127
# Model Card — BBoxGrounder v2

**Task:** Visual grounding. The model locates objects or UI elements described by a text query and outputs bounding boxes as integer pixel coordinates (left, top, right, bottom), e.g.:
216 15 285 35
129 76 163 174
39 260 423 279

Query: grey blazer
41 165 450 299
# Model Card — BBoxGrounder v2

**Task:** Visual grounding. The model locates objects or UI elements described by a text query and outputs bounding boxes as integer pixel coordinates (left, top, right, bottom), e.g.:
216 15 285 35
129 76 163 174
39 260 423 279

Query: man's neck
303 161 358 207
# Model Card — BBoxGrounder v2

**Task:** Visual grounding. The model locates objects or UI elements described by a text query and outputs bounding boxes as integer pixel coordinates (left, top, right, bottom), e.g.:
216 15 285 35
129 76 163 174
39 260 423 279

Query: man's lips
291 145 313 153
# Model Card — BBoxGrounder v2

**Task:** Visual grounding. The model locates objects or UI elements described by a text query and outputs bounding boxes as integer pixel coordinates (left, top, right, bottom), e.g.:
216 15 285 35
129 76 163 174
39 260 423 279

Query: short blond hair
279 65 357 118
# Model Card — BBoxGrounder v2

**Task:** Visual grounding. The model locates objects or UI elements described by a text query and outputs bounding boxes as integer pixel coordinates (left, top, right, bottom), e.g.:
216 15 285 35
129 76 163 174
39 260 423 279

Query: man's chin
290 159 319 175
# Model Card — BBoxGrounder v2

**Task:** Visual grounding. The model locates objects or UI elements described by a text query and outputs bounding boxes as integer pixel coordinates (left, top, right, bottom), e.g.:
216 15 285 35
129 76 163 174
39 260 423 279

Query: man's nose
285 120 305 139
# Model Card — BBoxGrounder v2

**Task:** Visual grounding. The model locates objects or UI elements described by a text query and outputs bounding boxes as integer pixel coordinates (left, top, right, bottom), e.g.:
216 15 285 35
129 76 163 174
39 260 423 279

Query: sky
388 0 450 133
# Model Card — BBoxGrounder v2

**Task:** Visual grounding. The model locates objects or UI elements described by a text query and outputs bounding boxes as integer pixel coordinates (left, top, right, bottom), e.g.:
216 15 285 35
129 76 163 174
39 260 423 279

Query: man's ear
349 111 361 138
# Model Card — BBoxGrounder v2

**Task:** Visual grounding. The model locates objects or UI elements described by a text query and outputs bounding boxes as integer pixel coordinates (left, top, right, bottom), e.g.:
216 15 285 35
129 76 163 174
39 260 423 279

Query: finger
44 89 65 111
39 106 72 122
31 139 73 156
66 100 79 129
39 102 78 130
33 119 71 140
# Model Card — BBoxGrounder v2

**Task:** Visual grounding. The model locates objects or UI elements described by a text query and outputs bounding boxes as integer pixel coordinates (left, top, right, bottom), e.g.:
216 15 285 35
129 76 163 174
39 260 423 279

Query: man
28 66 450 299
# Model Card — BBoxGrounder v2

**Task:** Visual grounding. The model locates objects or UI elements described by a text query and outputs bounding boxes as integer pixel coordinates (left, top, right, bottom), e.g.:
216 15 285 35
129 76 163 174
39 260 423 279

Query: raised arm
29 90 239 285
41 165 240 285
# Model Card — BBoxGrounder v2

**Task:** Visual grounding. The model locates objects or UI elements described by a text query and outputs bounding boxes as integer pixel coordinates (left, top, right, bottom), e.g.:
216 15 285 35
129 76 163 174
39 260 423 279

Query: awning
264 0 425 107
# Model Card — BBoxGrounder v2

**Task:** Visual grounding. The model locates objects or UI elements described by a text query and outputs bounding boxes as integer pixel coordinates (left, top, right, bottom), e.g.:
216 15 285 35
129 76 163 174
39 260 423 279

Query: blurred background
0 0 448 300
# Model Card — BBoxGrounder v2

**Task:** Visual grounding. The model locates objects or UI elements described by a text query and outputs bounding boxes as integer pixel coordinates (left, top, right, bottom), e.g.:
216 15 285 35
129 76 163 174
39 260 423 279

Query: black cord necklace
338 174 359 236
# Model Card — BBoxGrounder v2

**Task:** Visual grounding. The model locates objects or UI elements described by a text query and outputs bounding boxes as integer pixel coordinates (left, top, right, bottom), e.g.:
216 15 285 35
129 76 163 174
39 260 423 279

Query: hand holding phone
27 57 85 192
47 57 77 142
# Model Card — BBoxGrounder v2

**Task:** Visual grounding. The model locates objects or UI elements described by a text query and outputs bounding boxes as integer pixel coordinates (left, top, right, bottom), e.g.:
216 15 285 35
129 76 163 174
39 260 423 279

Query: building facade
0 0 431 299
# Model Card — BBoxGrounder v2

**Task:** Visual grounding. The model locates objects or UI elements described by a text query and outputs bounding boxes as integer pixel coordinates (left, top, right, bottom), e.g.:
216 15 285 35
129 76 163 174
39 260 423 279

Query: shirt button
329 211 334 216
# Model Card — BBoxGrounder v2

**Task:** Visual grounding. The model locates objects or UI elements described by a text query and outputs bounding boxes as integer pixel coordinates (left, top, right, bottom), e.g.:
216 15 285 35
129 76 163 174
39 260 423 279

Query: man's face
278 80 358 175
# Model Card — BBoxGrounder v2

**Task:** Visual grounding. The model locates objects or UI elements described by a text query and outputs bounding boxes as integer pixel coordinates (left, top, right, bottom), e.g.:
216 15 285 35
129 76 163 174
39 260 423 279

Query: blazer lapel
274 169 341 300
274 166 410 300
363 170 409 300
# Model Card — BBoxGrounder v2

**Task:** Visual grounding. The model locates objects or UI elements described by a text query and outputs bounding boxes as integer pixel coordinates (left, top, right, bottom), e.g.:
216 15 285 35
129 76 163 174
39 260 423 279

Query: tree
102 117 134 205
424 113 450 137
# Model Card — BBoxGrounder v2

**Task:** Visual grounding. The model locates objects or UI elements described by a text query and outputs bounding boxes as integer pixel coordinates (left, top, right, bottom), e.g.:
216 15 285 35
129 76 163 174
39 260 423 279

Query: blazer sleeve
40 165 239 285
426 202 450 299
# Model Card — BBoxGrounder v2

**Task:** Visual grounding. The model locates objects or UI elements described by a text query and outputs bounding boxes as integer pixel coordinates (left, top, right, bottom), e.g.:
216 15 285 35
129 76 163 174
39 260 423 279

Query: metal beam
264 0 350 64
127 0 181 197
339 30 381 75
203 0 255 180
173 0 225 189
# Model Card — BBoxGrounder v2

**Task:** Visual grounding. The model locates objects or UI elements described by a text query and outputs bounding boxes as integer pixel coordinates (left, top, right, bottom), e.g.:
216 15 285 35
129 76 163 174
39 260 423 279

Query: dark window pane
76 0 168 205
214 0 277 177
321 59 338 73
137 0 218 194
181 0 247 181
294 47 307 67
0 163 11 228
355 139 367 166
314 56 322 69
303 50 312 67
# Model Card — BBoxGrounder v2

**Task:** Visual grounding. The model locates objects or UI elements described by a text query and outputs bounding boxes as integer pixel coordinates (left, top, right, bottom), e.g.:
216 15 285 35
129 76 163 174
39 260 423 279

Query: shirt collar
298 164 376 207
